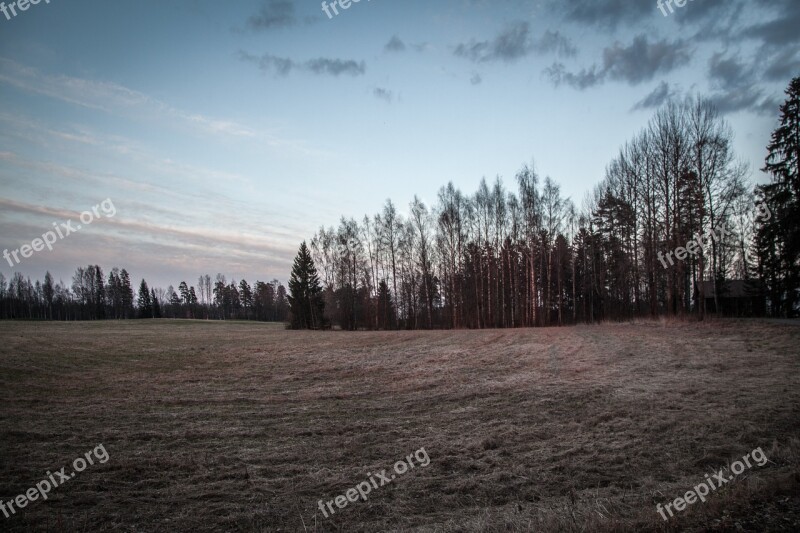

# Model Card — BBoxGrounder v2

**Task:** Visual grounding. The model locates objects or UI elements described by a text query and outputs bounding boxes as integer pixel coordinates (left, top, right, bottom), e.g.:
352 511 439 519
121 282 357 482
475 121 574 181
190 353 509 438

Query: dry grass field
0 320 799 532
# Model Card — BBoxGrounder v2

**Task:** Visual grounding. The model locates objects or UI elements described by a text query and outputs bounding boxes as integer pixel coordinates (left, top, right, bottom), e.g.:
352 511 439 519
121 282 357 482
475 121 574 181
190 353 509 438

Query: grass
0 319 798 532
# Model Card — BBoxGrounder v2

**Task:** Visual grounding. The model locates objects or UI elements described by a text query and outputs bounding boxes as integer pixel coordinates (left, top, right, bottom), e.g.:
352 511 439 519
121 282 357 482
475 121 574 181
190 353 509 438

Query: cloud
247 1 296 30
632 82 680 111
373 88 393 103
705 52 782 115
455 22 529 63
762 48 800 83
603 36 692 84
532 30 578 57
708 86 779 115
470 73 482 85
239 51 366 77
708 52 752 91
306 58 366 76
454 22 576 63
0 112 330 201
546 0 793 116
0 58 259 139
240 53 294 75
0 198 300 275
544 63 603 90
546 35 691 89
555 0 652 31
554 0 747 40
385 35 406 53
744 0 800 48
674 0 743 27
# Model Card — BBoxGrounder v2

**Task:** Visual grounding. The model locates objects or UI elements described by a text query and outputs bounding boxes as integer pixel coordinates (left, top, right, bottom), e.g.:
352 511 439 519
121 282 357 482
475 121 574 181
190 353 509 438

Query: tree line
0 266 289 322
2 79 796 327
287 79 800 329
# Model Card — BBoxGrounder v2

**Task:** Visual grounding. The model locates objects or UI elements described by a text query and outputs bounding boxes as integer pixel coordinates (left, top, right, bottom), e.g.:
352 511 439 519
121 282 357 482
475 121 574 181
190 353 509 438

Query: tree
43 271 54 320
239 279 253 319
227 281 241 318
213 274 227 319
288 241 325 329
379 200 402 313
756 76 800 316
107 269 122 319
198 274 211 318
168 288 182 317
179 282 191 305
137 279 152 318
120 269 134 319
94 266 106 319
254 281 275 321
275 281 289 322
376 279 395 329
150 288 162 319
410 196 435 329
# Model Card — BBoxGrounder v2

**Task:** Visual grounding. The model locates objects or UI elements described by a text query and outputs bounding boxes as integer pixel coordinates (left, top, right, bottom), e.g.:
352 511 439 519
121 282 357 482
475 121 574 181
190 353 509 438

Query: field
1 320 799 532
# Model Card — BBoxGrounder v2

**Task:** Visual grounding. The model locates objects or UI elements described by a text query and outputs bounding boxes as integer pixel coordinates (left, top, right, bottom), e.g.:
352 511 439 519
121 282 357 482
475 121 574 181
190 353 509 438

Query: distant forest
2 79 798 328
0 268 289 322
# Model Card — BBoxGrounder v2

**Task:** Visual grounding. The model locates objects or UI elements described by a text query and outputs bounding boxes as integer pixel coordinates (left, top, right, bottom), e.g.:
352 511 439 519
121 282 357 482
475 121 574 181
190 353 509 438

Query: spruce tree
120 269 134 318
137 279 152 318
756 76 800 316
288 242 325 329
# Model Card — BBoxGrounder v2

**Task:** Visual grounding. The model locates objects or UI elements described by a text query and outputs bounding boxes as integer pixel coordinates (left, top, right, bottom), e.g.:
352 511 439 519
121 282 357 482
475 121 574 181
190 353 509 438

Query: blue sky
1 0 798 289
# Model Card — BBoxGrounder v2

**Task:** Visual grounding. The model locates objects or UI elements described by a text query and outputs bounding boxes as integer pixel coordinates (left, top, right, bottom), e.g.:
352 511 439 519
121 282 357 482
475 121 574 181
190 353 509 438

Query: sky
0 0 798 290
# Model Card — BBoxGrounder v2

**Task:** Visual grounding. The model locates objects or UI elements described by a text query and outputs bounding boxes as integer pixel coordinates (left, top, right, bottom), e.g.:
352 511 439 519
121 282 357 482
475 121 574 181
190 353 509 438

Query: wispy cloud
243 0 319 32
0 58 259 140
632 81 681 111
0 198 296 270
743 0 800 48
455 22 577 63
546 35 692 89
706 52 781 114
554 0 652 31
239 51 366 77
373 87 393 103
247 0 296 30
385 35 406 53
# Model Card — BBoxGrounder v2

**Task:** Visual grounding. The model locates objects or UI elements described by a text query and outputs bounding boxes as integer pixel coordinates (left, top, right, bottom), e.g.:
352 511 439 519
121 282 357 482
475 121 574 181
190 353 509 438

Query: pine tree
288 241 325 329
137 279 152 318
179 281 191 304
756 76 800 316
120 269 134 319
